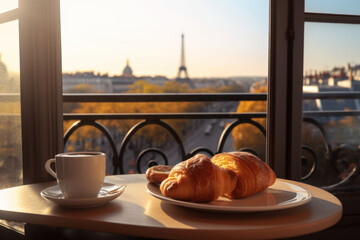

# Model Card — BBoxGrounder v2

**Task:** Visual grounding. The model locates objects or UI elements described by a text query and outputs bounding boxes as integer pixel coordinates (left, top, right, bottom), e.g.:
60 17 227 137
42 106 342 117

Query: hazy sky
60 0 269 78
1 0 360 78
304 0 360 73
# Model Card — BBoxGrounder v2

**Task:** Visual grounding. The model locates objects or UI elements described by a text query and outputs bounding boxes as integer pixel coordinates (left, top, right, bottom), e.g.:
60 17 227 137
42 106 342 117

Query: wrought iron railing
302 92 360 191
63 92 360 191
63 93 267 174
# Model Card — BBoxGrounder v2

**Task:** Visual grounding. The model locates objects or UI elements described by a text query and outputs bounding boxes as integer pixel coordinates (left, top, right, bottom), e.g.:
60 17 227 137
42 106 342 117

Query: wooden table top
0 174 342 240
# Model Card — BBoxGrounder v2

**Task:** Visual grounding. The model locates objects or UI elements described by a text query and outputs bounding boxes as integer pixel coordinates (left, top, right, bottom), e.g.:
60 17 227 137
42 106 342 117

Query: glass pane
0 0 18 14
0 20 22 189
303 22 360 193
61 0 269 173
305 0 360 15
304 23 360 73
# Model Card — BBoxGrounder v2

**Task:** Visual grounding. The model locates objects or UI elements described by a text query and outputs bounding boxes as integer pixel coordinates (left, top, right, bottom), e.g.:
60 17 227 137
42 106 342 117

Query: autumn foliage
63 80 243 152
232 81 267 160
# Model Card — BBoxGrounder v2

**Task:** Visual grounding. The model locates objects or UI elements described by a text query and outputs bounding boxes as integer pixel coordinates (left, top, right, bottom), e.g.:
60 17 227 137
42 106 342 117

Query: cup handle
45 158 57 179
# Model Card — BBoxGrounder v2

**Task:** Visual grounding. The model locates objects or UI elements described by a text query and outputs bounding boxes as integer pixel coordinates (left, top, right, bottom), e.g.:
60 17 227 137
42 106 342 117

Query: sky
0 0 19 76
1 0 360 78
304 0 360 73
59 0 269 78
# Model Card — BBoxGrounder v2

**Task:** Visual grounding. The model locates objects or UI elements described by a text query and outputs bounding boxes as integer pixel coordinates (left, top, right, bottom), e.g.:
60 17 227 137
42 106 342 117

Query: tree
64 80 204 153
64 79 246 163
232 81 267 160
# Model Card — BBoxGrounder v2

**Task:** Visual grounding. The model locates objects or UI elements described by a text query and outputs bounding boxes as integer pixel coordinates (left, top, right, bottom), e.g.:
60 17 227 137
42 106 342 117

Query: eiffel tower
177 34 189 79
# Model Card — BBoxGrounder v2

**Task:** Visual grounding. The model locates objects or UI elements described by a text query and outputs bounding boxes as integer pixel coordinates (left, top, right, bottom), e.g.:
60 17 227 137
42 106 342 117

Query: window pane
303 22 360 193
0 20 22 189
0 0 18 14
305 0 360 15
61 0 269 173
304 23 360 73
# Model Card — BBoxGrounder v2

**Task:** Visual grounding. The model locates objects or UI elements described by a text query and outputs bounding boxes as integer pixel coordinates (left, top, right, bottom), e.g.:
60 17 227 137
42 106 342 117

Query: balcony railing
63 93 267 174
61 91 360 192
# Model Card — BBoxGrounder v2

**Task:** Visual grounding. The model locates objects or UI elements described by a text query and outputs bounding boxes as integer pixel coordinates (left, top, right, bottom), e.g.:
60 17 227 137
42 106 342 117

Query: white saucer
41 182 126 208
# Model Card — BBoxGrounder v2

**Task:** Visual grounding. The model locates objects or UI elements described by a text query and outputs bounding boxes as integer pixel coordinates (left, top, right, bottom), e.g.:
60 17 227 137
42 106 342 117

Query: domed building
122 59 133 77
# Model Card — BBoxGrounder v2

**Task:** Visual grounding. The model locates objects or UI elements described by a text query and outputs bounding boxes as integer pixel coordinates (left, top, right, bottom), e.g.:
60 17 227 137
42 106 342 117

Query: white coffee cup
45 152 106 199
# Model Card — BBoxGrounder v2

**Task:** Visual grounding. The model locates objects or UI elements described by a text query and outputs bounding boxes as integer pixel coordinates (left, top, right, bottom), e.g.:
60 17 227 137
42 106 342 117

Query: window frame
1 0 64 184
267 0 304 180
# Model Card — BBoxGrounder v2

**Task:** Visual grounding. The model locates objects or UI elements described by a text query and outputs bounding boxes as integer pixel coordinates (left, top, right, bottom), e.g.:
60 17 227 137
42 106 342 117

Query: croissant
146 165 172 183
211 151 276 198
160 154 237 202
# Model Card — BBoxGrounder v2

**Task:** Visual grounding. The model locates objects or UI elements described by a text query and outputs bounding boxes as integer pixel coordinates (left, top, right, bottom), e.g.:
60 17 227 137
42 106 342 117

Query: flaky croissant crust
211 151 276 199
160 154 236 202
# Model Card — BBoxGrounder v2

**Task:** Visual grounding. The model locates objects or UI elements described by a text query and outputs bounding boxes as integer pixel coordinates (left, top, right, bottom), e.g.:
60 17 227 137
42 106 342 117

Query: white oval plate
146 179 312 212
41 182 126 208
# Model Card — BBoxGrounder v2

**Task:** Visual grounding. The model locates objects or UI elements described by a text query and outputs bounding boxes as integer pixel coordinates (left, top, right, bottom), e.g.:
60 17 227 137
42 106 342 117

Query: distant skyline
1 0 360 78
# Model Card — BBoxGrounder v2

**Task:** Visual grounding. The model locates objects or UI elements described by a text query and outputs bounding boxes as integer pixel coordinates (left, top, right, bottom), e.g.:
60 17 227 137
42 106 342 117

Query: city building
62 71 113 93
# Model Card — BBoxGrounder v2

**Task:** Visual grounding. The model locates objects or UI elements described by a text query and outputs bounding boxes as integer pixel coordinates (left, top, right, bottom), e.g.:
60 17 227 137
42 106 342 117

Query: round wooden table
0 174 342 240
